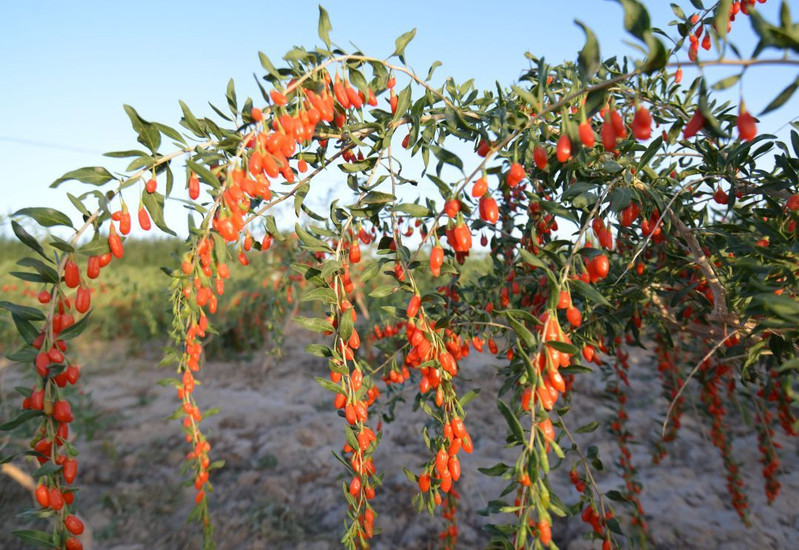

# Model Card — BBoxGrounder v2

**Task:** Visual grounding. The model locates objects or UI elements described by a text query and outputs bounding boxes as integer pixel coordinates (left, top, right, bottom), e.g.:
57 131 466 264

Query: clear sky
1 1 795 237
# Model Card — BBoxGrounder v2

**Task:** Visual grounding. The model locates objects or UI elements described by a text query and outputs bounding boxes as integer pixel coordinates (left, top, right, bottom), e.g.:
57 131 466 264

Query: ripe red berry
472 177 488 197
507 162 525 187
683 109 706 139
53 400 74 424
65 515 84 535
632 106 652 140
556 134 572 163
479 196 499 224
35 484 50 507
430 246 444 277
737 103 757 142
578 120 595 148
533 145 548 170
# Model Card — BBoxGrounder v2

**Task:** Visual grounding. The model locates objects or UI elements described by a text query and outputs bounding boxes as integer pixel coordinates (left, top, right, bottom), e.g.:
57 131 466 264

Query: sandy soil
1 327 798 549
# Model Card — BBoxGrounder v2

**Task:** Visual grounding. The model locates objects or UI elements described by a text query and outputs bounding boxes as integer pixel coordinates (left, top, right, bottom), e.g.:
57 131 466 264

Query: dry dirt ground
2 326 799 549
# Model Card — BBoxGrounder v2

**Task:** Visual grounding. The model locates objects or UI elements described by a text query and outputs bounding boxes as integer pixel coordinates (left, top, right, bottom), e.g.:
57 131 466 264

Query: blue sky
1 1 795 237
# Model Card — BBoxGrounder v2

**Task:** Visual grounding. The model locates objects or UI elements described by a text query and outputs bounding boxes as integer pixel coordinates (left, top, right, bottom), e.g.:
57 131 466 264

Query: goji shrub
1 1 798 549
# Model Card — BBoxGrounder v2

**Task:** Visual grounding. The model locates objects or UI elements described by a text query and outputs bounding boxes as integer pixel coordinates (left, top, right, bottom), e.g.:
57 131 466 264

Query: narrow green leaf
226 78 238 114
12 530 55 548
715 0 732 38
142 191 177 236
1 410 43 431
571 279 612 306
258 51 281 81
711 73 741 91
392 28 417 62
318 6 332 48
393 86 411 120
576 421 600 433
294 182 310 217
294 316 334 334
575 20 600 79
369 285 396 298
14 207 73 228
315 376 345 395
11 221 47 259
760 77 799 116
0 301 45 321
637 135 663 171
497 399 526 445
301 286 337 304
615 0 652 41
51 166 116 188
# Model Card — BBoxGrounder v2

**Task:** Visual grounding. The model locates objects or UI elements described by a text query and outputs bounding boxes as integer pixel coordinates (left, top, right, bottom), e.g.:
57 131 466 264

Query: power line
0 136 104 156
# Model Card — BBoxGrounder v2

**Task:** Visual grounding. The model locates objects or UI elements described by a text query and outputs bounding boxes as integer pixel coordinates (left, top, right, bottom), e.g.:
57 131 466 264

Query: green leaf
393 86 411 120
426 61 443 81
51 166 116 188
0 301 45 321
305 344 333 358
12 531 55 548
393 203 430 217
497 399 526 445
477 463 509 476
315 376 345 395
637 135 663 171
751 293 799 322
571 279 611 306
430 146 464 173
459 388 481 408
142 191 177 236
77 235 111 257
32 462 62 478
392 28 417 62
362 191 395 205
760 77 799 116
11 220 47 259
265 215 285 241
715 0 732 38
519 249 549 271
57 312 92 341
641 32 668 74
295 223 332 252
179 100 203 136
506 315 535 348
123 104 161 153
67 193 92 219
225 78 238 115
615 0 651 41
1 410 43 431
186 160 219 189
294 182 310 216
339 307 354 341
547 341 579 355
318 6 332 48
13 207 73 228
369 285 396 299
575 20 600 80
711 73 741 91
293 316 334 334
609 187 632 212
258 51 281 81
576 421 600 433
301 286 337 304
17 257 59 284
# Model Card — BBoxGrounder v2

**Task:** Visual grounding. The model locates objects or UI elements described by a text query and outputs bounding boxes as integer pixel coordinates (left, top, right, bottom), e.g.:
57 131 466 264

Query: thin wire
0 136 104 156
